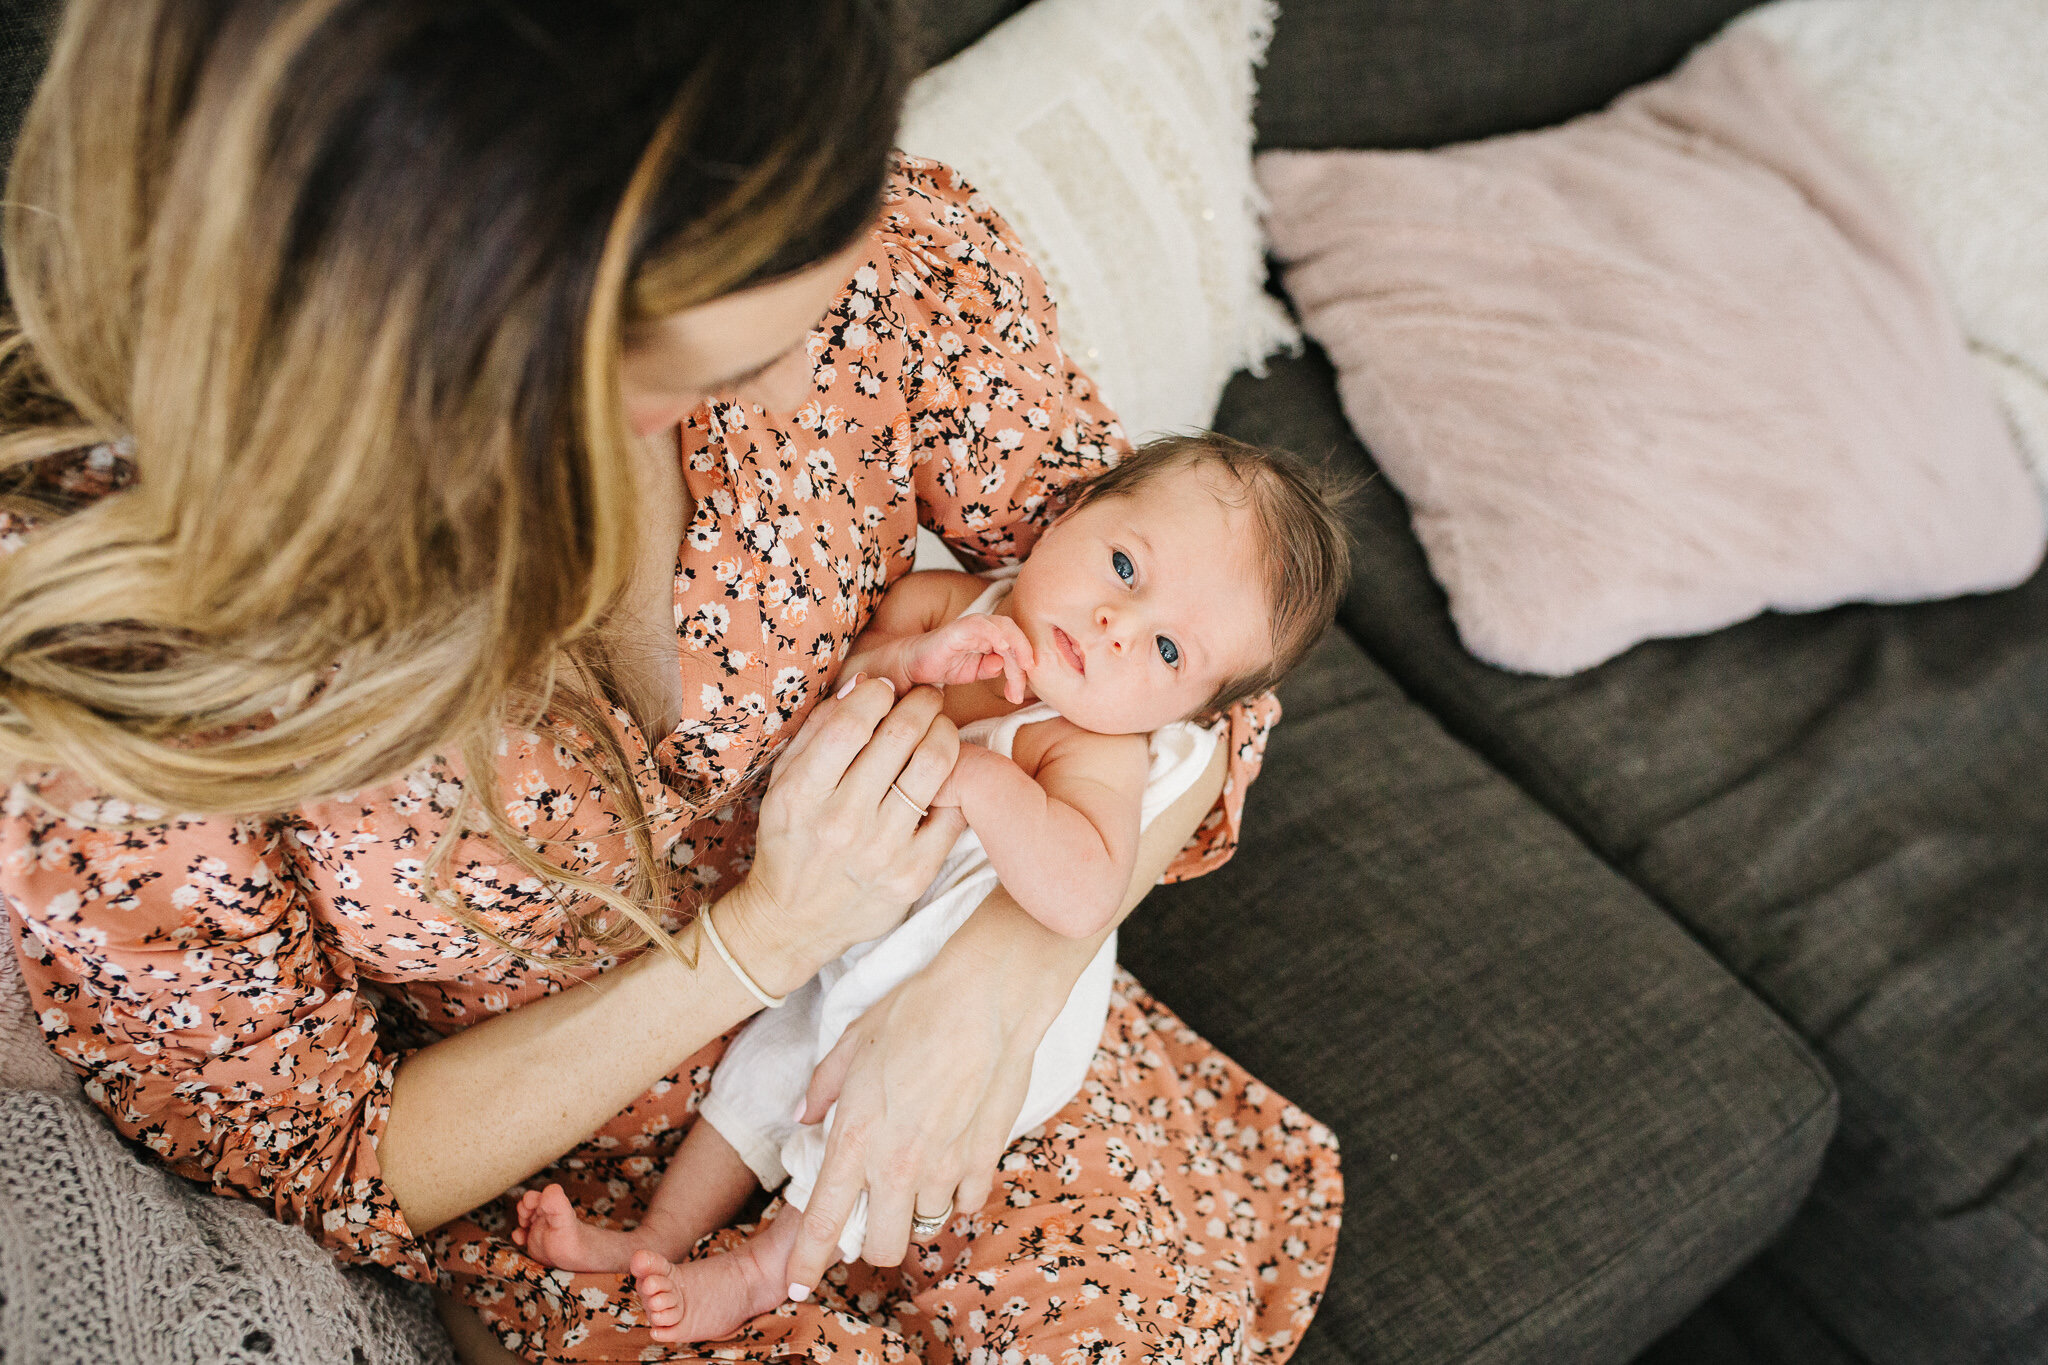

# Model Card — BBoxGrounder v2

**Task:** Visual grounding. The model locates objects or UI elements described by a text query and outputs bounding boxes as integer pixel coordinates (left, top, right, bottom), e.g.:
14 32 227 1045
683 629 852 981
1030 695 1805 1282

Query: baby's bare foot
630 1206 803 1344
511 1183 642 1274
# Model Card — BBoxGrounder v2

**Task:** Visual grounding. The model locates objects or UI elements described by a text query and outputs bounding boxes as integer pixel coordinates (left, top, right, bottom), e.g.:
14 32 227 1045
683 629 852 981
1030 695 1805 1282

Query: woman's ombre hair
0 0 907 959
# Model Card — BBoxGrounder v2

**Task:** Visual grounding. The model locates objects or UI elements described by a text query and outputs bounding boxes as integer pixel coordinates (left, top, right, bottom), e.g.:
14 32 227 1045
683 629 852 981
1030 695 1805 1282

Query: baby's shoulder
1011 716 1147 789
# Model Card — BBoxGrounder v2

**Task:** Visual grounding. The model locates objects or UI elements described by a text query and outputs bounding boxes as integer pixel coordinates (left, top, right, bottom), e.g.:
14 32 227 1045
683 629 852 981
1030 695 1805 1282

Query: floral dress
2 158 1341 1364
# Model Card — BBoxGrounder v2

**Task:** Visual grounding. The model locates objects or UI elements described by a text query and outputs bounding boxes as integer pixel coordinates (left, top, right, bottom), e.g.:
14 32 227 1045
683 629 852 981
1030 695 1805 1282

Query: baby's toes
638 1283 684 1330
629 1254 680 1322
537 1183 576 1221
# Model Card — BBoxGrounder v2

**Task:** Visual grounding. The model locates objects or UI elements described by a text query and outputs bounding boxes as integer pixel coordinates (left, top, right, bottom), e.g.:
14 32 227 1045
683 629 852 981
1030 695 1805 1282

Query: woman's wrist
693 902 787 1009
696 882 834 1001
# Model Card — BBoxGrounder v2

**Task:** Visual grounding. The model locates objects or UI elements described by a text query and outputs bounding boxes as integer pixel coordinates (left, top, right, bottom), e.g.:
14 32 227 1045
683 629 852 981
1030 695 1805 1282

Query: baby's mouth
1052 626 1086 675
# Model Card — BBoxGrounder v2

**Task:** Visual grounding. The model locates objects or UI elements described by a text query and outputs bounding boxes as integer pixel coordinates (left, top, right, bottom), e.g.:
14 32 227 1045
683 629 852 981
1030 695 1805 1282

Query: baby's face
1001 466 1272 734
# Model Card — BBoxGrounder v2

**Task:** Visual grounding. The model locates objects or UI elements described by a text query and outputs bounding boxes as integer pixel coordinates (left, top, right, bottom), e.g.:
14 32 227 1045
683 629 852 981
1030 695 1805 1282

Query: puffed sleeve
879 156 1274 877
1 786 433 1279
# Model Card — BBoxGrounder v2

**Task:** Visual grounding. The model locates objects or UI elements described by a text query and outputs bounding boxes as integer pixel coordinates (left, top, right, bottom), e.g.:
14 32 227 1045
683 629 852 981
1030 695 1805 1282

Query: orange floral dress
2 158 1340 1364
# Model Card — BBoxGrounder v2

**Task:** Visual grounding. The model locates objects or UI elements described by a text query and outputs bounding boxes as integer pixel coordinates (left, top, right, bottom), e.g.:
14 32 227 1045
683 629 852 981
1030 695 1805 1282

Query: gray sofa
4 2 2043 1364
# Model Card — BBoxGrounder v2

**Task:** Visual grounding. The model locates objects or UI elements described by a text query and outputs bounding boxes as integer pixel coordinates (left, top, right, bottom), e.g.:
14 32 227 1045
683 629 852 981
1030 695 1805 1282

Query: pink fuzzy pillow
1259 31 2043 676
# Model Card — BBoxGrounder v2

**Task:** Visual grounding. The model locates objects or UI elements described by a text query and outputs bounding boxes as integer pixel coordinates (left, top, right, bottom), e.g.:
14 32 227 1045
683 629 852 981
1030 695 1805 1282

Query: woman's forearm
379 899 803 1233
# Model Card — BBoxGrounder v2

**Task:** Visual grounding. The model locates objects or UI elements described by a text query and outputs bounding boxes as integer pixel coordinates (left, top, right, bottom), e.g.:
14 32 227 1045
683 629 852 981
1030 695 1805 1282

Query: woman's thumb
801 1030 858 1124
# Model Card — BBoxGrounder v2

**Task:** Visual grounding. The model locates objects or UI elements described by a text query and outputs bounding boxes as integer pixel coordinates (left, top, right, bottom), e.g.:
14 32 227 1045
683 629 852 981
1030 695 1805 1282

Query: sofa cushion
1253 0 1766 151
1216 346 2048 1363
0 0 51 170
1259 30 2041 677
1120 625 1836 1365
1639 1258 1868 1365
0 0 55 314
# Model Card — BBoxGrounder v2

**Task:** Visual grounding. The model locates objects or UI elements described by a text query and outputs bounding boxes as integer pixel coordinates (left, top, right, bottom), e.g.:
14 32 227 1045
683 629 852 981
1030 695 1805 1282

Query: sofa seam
1457 1083 1840 1365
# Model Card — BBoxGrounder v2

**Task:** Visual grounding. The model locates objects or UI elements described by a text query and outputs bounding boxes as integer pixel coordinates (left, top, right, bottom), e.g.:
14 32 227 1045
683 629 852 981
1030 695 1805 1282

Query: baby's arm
843 571 1034 702
935 725 1148 938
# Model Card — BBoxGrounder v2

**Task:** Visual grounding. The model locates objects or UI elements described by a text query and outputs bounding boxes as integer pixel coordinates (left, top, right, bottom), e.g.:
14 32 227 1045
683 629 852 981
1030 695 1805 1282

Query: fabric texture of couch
4 1 2041 1363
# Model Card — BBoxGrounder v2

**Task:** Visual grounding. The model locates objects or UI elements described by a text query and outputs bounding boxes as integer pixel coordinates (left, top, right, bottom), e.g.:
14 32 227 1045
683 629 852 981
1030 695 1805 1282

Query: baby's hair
1068 432 1352 714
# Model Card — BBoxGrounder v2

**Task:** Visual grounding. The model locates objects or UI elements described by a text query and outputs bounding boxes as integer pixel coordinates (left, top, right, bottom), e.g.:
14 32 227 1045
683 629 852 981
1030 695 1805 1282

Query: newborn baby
512 432 1351 1342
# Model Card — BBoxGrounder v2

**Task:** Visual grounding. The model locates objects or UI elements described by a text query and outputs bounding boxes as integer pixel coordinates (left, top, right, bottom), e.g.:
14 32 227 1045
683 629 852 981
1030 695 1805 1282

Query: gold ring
911 1199 954 1239
889 781 928 819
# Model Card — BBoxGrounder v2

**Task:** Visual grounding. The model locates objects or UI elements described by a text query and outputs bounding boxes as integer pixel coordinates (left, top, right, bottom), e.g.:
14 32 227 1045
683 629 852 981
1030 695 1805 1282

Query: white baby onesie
697 567 1223 1261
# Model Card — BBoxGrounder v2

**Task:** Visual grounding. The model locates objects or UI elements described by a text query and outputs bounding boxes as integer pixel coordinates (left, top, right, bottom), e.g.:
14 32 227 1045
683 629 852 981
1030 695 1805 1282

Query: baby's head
1006 433 1350 735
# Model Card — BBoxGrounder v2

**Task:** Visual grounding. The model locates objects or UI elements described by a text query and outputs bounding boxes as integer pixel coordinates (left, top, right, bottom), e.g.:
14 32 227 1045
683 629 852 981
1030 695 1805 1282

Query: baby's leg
513 1122 759 1273
631 1201 809 1344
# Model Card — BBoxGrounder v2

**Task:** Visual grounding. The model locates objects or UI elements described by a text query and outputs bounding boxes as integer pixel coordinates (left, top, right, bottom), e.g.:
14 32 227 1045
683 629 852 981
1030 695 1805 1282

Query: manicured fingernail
835 672 864 700
879 676 894 692
788 1283 811 1302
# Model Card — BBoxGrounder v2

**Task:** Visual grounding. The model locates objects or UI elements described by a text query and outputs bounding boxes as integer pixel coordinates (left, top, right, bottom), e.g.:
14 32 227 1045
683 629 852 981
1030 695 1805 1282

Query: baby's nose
1096 604 1132 653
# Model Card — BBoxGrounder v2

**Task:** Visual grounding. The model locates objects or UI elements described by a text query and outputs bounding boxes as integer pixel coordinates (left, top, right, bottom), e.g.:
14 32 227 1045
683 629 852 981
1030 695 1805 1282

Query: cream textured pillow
896 0 1296 449
1732 0 2048 501
1259 31 2044 677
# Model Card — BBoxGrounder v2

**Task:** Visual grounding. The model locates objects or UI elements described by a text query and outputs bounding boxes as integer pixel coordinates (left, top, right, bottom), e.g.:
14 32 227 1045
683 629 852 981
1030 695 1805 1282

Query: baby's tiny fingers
991 616 1034 668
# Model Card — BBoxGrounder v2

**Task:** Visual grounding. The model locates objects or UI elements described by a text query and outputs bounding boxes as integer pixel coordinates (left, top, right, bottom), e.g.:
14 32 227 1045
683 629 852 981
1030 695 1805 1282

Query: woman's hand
380 678 965 1235
780 739 1229 1295
783 914 1050 1285
717 676 969 997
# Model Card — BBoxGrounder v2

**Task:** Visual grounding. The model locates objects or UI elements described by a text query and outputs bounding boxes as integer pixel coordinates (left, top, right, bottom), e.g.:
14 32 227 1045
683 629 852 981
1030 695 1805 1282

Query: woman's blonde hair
0 0 906 960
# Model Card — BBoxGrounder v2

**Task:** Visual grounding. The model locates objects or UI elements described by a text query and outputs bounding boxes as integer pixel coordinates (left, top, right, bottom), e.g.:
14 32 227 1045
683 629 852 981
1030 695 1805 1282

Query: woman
0 3 1341 1362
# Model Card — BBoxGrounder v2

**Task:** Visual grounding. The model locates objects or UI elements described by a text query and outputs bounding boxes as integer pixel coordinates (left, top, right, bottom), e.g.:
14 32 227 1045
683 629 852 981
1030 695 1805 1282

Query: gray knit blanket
0 1089 456 1365
1 945 455 1365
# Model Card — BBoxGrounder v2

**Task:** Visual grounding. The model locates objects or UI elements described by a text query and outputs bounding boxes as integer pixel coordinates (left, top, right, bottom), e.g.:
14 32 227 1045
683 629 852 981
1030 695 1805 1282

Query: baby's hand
901 613 1035 703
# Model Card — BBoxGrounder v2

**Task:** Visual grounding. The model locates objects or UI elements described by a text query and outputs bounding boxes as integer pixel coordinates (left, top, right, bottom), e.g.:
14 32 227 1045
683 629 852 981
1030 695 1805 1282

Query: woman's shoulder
881 155 982 232
877 155 1045 313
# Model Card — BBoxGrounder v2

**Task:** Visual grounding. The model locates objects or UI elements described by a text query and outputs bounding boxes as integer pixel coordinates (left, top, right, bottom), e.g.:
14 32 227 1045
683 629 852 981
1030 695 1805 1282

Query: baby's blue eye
1111 549 1134 584
1156 636 1181 667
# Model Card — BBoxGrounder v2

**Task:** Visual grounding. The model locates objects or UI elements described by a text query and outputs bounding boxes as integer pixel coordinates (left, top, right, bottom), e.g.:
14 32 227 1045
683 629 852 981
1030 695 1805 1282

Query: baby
511 433 1350 1342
